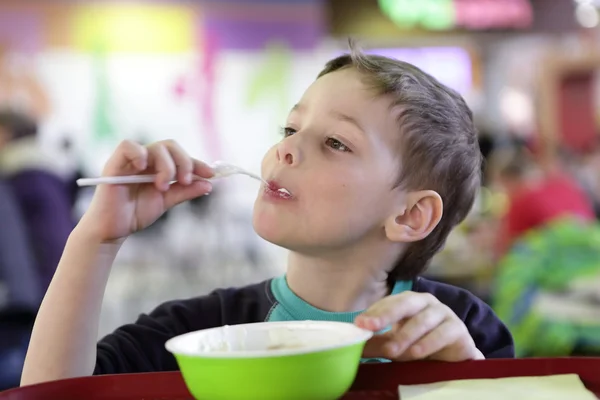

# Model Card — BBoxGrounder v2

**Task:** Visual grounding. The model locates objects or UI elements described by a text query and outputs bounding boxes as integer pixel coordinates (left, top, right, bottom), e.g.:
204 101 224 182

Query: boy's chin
252 214 301 250
253 217 286 246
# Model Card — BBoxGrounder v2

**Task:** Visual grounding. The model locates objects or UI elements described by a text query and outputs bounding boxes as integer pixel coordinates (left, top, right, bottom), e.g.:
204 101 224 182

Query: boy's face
253 67 407 252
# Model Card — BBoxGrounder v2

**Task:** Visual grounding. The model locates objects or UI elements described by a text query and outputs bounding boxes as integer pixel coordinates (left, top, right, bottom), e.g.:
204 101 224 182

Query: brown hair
318 42 481 281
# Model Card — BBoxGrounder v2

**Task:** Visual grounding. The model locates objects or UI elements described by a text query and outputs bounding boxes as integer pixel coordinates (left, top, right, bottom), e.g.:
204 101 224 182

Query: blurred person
572 143 600 219
0 109 75 294
0 180 41 310
0 44 51 121
22 44 513 385
477 130 496 187
491 146 595 257
0 180 40 390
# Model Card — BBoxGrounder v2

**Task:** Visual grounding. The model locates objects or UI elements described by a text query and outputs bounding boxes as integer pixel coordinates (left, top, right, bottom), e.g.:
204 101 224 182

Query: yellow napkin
398 374 597 400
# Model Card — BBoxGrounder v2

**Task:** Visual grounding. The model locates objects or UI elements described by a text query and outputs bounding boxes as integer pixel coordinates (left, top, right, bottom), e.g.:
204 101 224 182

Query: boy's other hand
80 139 214 243
355 292 484 362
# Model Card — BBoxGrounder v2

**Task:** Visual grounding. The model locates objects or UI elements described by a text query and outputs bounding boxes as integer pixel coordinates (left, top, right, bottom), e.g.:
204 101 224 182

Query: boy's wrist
70 222 125 252
73 215 127 246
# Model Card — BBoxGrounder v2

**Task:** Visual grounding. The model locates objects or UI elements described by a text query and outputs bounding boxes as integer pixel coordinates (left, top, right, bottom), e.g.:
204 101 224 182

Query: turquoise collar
270 275 412 322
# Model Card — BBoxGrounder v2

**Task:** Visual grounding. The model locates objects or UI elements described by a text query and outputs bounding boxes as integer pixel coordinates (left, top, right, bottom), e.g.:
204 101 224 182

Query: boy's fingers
192 158 215 180
405 320 466 360
387 306 447 356
361 319 407 359
152 140 215 185
361 332 396 359
164 180 213 209
358 294 478 362
103 139 213 191
147 143 176 191
162 140 194 185
103 140 148 176
356 292 436 331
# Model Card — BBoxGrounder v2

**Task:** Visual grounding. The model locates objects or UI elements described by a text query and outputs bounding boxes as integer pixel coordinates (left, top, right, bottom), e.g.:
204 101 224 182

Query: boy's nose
276 140 301 166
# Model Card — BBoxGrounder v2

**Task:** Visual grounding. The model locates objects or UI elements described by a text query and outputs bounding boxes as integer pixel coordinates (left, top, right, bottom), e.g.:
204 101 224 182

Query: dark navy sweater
94 276 514 374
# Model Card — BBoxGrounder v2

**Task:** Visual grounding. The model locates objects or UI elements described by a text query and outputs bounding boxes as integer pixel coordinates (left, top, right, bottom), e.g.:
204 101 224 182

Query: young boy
21 45 513 385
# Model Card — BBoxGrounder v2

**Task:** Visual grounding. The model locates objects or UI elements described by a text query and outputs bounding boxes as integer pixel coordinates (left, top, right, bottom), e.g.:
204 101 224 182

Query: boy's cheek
260 148 277 173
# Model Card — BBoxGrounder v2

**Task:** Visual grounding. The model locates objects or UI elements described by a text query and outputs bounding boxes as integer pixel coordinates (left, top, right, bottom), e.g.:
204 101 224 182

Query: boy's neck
285 243 403 313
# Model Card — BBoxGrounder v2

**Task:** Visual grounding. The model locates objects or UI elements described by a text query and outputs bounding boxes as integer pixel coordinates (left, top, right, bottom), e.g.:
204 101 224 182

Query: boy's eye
325 137 351 152
281 127 296 137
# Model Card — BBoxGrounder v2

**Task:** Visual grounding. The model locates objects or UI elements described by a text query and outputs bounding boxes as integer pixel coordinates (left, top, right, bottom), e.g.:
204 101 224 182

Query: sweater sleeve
94 281 273 374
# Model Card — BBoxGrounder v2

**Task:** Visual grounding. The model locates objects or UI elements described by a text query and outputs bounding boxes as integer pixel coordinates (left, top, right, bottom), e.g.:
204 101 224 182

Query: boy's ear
384 190 443 243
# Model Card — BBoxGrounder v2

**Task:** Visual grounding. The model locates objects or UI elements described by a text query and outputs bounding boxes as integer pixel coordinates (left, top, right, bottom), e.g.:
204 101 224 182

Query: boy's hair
318 43 481 281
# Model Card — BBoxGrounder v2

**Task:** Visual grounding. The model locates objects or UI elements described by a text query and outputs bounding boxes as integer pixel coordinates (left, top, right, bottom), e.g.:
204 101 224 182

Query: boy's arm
20 230 227 382
21 228 120 385
23 239 270 381
21 139 216 385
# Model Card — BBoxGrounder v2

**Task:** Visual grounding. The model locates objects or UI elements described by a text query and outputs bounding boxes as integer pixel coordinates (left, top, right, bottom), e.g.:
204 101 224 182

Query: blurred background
2 0 600 389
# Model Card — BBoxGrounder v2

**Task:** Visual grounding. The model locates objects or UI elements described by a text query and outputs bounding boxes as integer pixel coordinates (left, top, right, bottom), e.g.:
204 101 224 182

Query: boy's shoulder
95 279 275 375
413 277 515 358
152 278 275 327
412 276 487 311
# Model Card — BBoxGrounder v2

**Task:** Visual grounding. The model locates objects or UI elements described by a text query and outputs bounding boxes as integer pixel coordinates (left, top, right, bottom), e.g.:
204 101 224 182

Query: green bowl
165 321 373 400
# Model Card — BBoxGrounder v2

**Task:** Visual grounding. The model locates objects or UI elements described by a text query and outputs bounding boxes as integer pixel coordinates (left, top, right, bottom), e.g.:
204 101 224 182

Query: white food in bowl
165 321 373 358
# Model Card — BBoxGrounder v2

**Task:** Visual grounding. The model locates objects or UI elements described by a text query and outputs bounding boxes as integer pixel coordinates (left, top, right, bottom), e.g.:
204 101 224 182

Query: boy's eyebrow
330 111 364 133
291 104 364 134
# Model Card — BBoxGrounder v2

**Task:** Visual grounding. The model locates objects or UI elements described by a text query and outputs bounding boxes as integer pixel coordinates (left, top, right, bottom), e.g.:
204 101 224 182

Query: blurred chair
492 217 600 357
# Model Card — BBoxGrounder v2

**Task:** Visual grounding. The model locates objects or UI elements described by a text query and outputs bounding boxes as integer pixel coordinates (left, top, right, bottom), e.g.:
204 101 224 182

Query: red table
2 358 599 399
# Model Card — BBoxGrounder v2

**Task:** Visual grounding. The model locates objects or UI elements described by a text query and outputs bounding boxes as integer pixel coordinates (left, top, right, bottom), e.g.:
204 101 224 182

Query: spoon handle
237 171 268 184
76 171 266 187
76 175 157 186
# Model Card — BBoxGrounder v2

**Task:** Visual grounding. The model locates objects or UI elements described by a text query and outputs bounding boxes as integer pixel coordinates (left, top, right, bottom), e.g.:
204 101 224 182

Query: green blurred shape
91 40 117 144
379 0 455 30
246 40 292 139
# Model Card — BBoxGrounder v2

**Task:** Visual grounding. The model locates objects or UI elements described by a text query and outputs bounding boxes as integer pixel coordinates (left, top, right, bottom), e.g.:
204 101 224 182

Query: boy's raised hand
81 139 214 243
355 292 484 362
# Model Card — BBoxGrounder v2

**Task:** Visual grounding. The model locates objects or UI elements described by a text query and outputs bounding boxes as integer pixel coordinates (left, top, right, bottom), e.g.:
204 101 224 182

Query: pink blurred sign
455 0 533 29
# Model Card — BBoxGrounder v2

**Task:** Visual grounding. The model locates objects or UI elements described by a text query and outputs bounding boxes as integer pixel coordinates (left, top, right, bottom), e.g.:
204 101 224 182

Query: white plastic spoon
76 161 268 187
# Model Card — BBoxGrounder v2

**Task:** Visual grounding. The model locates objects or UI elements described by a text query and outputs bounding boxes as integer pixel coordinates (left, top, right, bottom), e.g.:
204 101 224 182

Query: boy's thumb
361 332 395 359
164 180 213 209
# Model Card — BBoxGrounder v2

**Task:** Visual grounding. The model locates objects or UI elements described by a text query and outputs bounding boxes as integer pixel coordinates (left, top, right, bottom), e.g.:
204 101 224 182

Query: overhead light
573 0 600 8
575 3 599 28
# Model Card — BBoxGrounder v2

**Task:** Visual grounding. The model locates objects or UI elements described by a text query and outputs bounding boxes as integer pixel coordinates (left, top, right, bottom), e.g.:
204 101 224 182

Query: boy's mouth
265 181 293 200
